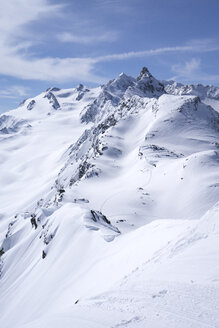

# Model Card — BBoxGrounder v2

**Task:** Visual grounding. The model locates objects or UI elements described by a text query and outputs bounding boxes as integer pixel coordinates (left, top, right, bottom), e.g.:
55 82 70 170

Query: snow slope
0 68 219 328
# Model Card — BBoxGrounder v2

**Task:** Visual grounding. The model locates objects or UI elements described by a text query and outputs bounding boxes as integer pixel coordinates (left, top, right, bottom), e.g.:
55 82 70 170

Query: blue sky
0 0 219 112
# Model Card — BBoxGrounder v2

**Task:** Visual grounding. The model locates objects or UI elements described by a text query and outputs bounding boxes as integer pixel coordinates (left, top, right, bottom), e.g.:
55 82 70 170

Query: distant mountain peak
136 67 165 96
118 72 129 78
76 84 84 91
137 66 152 80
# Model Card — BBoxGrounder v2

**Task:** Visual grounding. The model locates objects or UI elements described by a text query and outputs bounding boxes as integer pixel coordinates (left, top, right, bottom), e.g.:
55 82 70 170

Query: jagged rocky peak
118 72 132 80
136 66 165 96
75 83 90 101
105 72 135 92
80 73 135 124
137 66 152 80
80 68 166 124
164 80 219 100
76 84 84 91
119 72 127 77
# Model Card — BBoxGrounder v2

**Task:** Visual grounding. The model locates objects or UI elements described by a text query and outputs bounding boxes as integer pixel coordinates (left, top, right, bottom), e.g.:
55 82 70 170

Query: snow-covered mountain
163 80 219 100
164 79 219 113
0 67 219 328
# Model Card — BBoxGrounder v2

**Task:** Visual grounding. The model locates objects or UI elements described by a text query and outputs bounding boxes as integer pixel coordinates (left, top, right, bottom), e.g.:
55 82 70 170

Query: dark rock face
91 210 111 225
78 161 92 179
76 84 84 92
46 87 60 92
136 67 165 96
76 93 84 101
76 89 90 101
44 92 60 110
93 114 117 135
19 99 27 107
27 100 36 111
89 210 120 233
137 67 152 80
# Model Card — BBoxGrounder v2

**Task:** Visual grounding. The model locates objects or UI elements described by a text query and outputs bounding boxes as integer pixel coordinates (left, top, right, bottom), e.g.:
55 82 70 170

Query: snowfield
0 68 219 327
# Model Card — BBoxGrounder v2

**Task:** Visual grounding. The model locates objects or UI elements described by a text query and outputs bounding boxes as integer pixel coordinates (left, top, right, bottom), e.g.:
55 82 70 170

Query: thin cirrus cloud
172 58 201 77
0 1 63 40
94 39 219 62
1 40 219 83
57 31 118 44
0 86 30 99
171 58 219 84
0 0 219 84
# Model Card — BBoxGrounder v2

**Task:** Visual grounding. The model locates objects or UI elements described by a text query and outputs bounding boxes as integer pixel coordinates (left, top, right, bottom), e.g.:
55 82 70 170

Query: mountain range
0 67 219 328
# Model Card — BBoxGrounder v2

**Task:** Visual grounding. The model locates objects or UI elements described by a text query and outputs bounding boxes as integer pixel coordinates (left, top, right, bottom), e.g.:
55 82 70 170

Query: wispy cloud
57 31 118 44
0 86 30 99
0 0 107 83
94 0 135 14
0 55 101 83
0 1 219 84
1 40 219 83
94 40 219 62
172 58 201 77
170 58 219 85
0 1 62 42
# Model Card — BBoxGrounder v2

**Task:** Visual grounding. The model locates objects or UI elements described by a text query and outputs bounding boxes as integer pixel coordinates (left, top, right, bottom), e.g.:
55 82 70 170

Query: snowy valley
0 67 219 328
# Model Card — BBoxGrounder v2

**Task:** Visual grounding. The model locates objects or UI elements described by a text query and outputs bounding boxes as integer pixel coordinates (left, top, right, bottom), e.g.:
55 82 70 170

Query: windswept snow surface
0 68 219 327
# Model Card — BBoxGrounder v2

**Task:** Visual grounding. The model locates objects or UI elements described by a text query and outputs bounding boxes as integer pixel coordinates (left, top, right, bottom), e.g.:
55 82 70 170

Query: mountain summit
0 68 219 328
137 66 152 80
136 66 165 96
